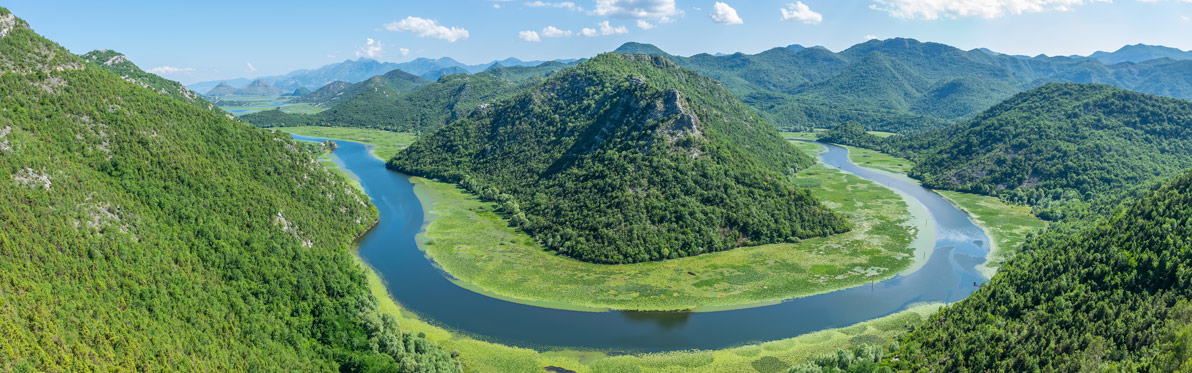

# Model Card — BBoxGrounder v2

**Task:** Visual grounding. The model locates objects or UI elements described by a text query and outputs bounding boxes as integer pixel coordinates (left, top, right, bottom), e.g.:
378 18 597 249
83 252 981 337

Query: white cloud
147 66 195 74
494 3 501 8
870 0 1110 20
710 2 744 24
781 2 823 24
541 25 573 37
246 62 256 72
355 38 384 58
1183 15 1191 21
525 1 582 11
580 20 630 37
384 17 470 42
637 19 656 29
519 30 542 42
400 48 411 56
592 0 681 20
865 34 879 40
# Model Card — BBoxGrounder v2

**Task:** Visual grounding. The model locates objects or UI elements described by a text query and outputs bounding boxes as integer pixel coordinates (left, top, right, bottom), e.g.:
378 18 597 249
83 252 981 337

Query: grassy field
825 143 1048 277
412 140 927 311
781 130 895 141
357 254 941 373
842 145 914 175
274 126 417 160
936 191 1048 278
212 95 328 116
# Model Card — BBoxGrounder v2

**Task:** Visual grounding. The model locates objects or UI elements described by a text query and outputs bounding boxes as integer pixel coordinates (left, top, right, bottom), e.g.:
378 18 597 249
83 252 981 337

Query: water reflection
620 310 693 330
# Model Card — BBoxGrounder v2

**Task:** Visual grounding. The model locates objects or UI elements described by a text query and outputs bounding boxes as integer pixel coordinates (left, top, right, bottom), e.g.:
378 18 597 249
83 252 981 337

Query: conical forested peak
390 52 847 264
381 68 428 84
613 42 669 56
205 82 237 96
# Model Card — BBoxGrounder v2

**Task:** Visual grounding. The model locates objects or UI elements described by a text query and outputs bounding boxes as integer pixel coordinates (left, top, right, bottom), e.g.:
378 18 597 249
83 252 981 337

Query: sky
5 0 1190 84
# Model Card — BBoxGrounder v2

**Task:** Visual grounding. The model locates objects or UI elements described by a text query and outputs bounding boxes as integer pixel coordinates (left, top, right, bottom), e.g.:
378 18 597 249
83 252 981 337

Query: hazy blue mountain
1089 44 1192 64
234 79 282 96
284 86 312 97
190 57 574 93
205 82 237 96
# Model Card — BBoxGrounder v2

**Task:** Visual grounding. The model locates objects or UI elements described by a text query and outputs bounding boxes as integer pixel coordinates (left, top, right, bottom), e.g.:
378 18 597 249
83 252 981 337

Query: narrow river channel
293 135 990 353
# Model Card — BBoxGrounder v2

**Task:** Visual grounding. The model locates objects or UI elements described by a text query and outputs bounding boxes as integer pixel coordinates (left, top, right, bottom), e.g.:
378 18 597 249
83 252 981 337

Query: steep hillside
0 8 457 371
242 72 523 133
388 54 848 264
892 168 1192 371
80 49 215 111
895 83 1192 219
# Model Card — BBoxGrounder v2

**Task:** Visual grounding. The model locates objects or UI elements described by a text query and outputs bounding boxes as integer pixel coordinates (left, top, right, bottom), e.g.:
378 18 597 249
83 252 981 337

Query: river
292 134 990 353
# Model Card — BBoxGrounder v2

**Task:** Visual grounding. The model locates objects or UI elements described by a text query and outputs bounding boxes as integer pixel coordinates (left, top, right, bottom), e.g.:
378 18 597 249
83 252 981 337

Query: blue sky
6 0 1190 84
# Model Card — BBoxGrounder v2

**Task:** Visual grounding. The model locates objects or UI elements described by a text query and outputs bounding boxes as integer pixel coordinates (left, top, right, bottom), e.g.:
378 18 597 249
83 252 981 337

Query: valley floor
413 140 925 311
299 127 1045 371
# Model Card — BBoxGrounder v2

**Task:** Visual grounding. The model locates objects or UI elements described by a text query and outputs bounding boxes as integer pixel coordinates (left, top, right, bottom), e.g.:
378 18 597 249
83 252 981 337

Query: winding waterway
293 134 990 353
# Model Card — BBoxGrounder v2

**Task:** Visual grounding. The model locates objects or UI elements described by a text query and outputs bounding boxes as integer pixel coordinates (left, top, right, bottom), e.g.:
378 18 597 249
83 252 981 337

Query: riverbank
354 254 942 372
829 142 1048 277
274 126 416 160
411 141 926 311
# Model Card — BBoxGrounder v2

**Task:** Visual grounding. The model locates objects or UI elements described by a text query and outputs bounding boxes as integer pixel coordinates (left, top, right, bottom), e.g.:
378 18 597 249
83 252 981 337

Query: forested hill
80 49 216 111
388 53 848 264
241 72 524 134
890 83 1192 220
293 68 429 108
0 8 458 371
891 167 1192 371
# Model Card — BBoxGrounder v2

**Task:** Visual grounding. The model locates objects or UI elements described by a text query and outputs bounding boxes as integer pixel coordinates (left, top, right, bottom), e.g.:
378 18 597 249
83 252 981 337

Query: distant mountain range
241 61 570 132
1087 44 1192 64
204 79 282 96
196 40 1192 134
188 57 577 93
613 40 1192 133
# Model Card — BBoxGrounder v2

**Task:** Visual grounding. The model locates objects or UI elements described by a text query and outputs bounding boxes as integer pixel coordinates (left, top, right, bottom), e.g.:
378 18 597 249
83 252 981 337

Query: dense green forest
886 83 1192 220
293 69 429 108
888 167 1192 371
294 80 353 106
620 39 1192 133
389 53 847 264
241 72 526 134
0 8 458 371
80 49 216 111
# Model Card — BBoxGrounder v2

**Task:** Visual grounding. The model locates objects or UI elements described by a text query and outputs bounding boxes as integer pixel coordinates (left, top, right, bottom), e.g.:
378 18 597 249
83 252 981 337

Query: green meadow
275 126 417 160
359 253 942 373
411 140 926 311
214 95 328 115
